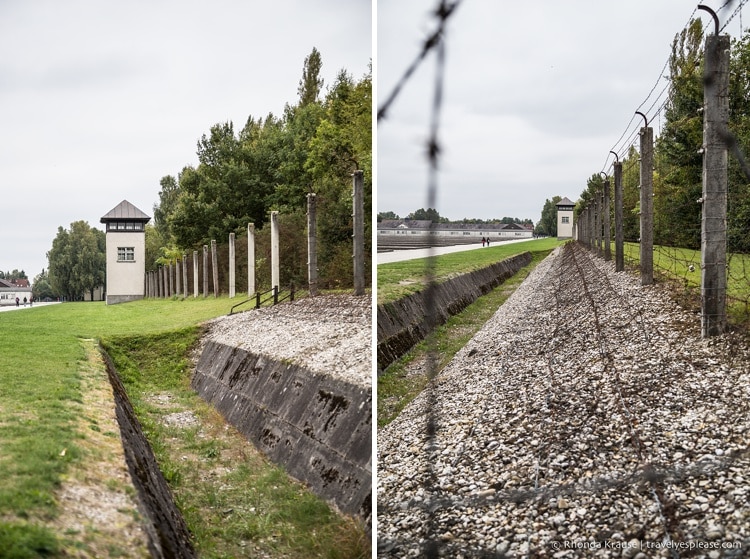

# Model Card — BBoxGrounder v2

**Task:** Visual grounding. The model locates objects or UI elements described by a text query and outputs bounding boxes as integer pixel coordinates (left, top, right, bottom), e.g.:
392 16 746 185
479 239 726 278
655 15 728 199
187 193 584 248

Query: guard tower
556 197 575 239
100 200 150 305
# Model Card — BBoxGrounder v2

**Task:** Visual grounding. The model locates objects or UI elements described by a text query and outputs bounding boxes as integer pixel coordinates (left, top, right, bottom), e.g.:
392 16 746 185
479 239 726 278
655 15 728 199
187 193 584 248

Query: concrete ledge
192 341 371 523
106 294 144 305
377 251 532 370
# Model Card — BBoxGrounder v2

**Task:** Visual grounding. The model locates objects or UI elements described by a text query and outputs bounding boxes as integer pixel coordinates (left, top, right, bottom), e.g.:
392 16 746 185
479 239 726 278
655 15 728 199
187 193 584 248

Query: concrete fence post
701 32 730 337
640 125 654 285
307 193 318 296
202 245 209 298
193 250 199 298
614 162 624 272
182 254 188 299
353 170 365 296
603 179 611 261
229 232 236 299
583 208 589 246
271 211 279 290
580 208 586 246
247 223 255 297
593 188 601 256
175 259 181 296
211 239 219 297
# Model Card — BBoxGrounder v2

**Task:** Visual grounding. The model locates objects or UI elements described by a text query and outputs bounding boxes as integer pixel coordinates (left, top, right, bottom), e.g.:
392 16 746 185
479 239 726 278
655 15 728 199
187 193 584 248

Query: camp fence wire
378 1 750 557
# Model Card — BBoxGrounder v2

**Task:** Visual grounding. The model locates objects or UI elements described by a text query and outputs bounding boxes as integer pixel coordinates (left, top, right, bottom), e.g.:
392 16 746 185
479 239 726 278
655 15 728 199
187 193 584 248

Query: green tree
153 175 180 242
154 50 370 289
727 30 750 252
378 211 400 221
306 66 372 287
654 19 704 249
406 208 442 222
0 270 27 281
32 269 55 301
535 196 561 237
620 146 642 242
145 224 169 272
298 47 324 107
47 221 105 301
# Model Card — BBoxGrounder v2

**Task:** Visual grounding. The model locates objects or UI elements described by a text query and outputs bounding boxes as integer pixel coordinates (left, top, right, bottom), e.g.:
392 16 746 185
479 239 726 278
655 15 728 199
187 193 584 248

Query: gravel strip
204 293 371 388
377 243 750 558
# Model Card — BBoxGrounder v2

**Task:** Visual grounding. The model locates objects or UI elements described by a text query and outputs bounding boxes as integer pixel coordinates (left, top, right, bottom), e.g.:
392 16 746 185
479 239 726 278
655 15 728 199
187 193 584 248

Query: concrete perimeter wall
377 251 532 371
192 342 371 522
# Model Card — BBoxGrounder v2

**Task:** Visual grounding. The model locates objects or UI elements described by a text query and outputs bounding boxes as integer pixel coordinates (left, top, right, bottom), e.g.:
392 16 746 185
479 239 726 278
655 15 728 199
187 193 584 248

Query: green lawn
0 296 367 558
622 241 750 324
377 238 563 304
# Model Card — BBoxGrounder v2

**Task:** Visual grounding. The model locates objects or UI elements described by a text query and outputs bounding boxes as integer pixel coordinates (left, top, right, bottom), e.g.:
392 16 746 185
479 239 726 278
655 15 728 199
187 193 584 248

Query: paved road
376 237 539 265
0 301 61 312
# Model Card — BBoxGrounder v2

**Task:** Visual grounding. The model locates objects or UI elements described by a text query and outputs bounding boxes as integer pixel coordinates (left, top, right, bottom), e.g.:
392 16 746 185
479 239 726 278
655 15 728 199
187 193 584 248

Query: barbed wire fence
377 1 750 557
586 0 750 334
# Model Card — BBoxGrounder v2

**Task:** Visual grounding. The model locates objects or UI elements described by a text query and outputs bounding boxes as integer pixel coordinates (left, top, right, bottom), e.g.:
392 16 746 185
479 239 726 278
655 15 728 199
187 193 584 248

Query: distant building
556 197 575 239
377 220 533 240
100 200 150 305
0 278 32 306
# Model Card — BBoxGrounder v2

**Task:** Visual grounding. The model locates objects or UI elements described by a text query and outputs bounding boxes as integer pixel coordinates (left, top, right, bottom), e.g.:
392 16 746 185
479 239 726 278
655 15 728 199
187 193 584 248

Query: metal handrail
228 284 296 315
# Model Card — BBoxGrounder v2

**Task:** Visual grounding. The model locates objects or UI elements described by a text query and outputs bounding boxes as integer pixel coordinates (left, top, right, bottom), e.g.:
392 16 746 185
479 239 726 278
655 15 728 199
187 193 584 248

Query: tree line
43 48 371 300
576 22 750 252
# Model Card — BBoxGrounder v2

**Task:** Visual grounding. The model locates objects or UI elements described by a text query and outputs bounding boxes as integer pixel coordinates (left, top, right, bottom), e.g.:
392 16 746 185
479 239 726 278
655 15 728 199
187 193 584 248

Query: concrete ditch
191 341 372 523
101 348 196 559
98 294 371 558
377 251 532 371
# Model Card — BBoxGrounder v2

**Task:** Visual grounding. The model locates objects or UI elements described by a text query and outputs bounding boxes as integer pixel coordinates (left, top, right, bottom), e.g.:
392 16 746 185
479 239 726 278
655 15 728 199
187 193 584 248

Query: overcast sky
0 0 370 280
377 0 745 224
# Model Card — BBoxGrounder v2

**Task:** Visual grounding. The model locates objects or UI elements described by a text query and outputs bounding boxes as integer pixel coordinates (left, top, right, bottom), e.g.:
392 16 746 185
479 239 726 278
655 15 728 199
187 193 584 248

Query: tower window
117 247 135 262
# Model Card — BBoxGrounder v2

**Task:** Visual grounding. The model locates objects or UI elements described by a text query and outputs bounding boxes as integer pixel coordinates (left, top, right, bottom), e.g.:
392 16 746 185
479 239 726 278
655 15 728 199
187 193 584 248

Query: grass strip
377 238 563 304
377 248 554 427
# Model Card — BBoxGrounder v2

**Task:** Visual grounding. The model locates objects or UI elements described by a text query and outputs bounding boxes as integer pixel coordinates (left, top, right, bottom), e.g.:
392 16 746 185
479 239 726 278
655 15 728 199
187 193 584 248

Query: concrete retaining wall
377 251 532 370
192 342 371 523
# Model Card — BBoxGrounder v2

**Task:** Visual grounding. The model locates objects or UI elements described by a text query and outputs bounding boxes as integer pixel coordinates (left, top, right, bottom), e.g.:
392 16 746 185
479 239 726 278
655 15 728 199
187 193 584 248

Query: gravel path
204 293 371 388
377 243 750 558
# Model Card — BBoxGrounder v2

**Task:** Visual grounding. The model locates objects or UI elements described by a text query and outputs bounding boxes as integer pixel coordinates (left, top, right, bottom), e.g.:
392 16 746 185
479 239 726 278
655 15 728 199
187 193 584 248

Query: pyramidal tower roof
100 200 150 223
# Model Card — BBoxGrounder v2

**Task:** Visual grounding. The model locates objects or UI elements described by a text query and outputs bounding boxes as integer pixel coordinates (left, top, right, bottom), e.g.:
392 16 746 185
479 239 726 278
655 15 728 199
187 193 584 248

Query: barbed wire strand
422 1 453 557
376 0 462 123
